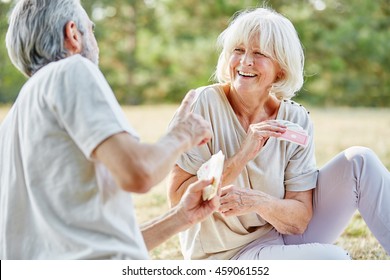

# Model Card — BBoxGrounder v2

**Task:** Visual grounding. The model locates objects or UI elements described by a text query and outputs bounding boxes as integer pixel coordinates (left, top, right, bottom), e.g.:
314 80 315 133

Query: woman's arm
167 164 198 207
219 187 313 235
171 162 313 235
222 121 287 185
168 120 287 205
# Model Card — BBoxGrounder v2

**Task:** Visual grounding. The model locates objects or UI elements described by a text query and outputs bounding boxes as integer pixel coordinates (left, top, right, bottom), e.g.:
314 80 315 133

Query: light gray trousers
233 146 390 259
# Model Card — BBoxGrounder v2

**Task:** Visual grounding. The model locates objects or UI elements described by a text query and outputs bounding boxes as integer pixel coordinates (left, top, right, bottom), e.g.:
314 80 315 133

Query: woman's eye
234 48 244 53
255 52 266 57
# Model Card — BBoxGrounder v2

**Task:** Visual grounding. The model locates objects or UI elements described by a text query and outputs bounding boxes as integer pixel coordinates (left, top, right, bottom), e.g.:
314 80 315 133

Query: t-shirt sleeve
47 56 138 160
284 114 318 192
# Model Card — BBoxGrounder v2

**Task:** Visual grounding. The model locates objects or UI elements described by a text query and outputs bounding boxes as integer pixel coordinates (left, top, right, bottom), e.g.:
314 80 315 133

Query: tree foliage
0 0 389 106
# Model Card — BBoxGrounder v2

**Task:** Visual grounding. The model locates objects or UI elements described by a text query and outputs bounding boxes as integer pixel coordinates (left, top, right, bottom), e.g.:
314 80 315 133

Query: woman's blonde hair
214 7 304 99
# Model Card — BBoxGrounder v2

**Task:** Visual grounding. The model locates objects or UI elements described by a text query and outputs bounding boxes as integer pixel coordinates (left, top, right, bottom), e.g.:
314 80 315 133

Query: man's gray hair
6 0 87 77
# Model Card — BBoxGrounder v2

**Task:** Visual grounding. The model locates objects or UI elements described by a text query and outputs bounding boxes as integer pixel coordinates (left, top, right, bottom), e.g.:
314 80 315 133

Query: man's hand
168 90 212 149
177 178 220 227
140 178 220 251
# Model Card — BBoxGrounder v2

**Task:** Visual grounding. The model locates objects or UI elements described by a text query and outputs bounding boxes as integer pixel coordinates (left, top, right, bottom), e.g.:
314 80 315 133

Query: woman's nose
241 52 254 66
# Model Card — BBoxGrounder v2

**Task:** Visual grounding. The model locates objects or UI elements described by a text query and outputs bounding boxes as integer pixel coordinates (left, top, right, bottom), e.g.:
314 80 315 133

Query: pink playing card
280 128 308 147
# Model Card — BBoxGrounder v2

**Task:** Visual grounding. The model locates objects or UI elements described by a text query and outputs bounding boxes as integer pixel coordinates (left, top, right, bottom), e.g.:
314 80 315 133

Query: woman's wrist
222 152 249 184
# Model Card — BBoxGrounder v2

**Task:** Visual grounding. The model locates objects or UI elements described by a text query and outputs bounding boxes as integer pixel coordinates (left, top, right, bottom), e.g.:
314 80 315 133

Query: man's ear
64 21 82 54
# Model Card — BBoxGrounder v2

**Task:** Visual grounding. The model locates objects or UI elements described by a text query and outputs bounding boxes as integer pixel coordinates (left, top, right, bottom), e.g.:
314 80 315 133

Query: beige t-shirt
177 84 318 259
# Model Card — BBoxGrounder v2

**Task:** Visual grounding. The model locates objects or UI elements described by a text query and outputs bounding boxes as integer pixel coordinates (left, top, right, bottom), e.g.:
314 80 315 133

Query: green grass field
1 104 389 259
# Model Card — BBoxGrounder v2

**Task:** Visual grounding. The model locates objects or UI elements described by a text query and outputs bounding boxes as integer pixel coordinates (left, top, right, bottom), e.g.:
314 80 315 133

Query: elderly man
0 0 218 259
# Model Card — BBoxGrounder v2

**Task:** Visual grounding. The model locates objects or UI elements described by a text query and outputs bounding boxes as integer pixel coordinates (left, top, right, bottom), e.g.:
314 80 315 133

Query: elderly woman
168 7 390 260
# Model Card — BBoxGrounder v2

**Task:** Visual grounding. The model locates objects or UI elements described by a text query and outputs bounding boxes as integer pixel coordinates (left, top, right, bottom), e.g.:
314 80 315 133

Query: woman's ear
64 21 82 54
276 70 285 82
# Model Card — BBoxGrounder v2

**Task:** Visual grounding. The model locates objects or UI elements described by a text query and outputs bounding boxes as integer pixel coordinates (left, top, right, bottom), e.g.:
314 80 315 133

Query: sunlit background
0 0 389 260
0 0 389 106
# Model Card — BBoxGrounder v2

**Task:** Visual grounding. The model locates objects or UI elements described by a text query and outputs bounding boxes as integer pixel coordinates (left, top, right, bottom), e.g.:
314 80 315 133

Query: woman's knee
344 146 375 163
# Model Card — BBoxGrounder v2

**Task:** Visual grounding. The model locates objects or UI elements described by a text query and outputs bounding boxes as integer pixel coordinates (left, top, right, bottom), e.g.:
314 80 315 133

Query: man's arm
92 90 212 193
92 132 189 193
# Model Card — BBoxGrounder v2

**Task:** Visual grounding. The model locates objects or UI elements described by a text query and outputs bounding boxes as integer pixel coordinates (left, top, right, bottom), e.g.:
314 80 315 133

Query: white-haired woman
168 7 390 260
1 0 216 259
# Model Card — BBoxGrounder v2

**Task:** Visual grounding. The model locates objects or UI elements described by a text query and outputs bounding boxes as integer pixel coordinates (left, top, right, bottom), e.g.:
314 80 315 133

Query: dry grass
1 104 389 260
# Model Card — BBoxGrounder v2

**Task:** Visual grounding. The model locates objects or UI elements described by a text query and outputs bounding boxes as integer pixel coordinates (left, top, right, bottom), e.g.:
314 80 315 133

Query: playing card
197 150 225 201
276 120 309 147
279 128 308 146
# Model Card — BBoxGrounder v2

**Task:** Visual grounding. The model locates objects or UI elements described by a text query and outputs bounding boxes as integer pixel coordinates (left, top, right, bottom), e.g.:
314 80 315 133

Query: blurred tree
0 0 389 106
0 0 27 103
290 0 390 107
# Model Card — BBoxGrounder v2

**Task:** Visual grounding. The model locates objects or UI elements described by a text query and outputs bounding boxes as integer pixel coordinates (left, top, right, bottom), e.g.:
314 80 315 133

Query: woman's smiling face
228 36 281 96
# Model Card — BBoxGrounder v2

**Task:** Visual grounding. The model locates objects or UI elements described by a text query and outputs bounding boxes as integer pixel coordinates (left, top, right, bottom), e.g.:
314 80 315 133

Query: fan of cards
276 120 309 147
197 151 225 201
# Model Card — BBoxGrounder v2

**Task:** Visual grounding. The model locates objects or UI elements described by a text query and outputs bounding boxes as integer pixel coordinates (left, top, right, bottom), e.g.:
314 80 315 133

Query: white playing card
197 150 225 201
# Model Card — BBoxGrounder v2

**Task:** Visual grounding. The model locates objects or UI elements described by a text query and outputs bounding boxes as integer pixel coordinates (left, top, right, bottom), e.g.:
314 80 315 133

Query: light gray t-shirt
177 85 318 259
0 55 149 259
